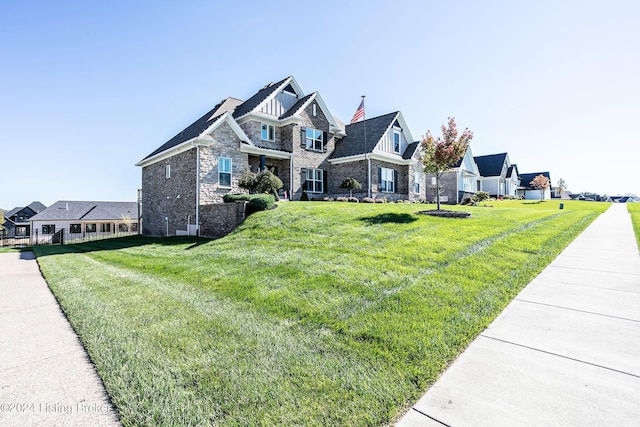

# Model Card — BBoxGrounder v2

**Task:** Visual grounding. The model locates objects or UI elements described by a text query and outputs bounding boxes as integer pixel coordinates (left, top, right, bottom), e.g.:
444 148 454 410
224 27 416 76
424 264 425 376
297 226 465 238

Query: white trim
240 144 292 159
218 157 232 188
260 122 275 142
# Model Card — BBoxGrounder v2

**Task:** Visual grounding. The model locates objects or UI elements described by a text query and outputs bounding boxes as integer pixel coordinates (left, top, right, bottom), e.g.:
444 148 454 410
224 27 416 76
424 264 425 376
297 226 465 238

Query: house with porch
29 201 139 243
137 75 425 237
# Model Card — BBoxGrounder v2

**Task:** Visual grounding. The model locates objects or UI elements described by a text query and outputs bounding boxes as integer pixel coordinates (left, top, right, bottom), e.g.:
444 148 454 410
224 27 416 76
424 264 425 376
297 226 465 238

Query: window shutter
393 170 398 193
322 131 329 152
301 168 307 191
300 127 306 148
323 170 328 193
378 167 382 191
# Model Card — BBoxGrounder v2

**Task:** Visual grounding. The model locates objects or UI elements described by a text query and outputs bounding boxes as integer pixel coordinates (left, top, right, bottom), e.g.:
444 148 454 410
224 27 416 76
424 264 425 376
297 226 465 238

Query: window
414 171 422 193
304 168 323 193
118 223 130 232
165 164 171 179
393 131 401 153
101 223 111 233
86 223 97 233
261 123 275 141
305 128 323 151
380 167 395 193
70 224 81 234
42 224 55 235
219 157 232 187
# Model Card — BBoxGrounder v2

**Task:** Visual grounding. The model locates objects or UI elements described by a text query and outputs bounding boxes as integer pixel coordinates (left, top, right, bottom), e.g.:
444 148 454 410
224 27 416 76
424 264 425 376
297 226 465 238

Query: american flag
350 99 365 124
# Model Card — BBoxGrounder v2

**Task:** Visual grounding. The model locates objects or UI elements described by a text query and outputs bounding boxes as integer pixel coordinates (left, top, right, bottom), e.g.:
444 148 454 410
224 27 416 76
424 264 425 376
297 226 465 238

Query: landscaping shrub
323 197 335 202
336 197 348 202
223 193 275 214
347 197 359 203
374 198 386 203
300 191 309 201
472 191 490 203
362 197 375 203
461 197 472 205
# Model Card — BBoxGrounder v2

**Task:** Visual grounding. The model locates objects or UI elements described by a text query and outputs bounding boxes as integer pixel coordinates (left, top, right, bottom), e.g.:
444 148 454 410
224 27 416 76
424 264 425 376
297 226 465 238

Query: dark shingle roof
28 201 47 213
403 142 419 160
232 76 290 119
4 201 46 219
141 97 243 161
519 172 551 189
30 201 138 222
330 112 398 159
474 153 508 176
279 93 314 120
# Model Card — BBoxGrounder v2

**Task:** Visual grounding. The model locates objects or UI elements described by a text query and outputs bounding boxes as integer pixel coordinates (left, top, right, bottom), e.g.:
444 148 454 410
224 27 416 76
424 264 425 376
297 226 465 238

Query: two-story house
2 201 46 238
137 76 425 236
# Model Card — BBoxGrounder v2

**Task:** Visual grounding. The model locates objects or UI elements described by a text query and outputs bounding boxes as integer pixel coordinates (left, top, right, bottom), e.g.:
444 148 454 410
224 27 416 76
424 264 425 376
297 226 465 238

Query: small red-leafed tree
530 174 551 200
420 117 473 210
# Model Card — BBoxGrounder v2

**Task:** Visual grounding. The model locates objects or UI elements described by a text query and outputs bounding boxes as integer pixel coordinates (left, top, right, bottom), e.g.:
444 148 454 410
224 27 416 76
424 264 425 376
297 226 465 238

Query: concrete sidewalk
397 203 640 426
0 251 120 426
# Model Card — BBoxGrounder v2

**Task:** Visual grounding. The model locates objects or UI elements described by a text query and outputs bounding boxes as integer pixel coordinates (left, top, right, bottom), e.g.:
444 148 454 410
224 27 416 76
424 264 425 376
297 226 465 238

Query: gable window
393 131 401 153
304 168 323 193
86 223 97 233
261 123 275 142
165 164 171 179
305 128 323 151
312 103 317 116
42 224 55 235
380 167 395 193
70 224 81 234
219 157 232 188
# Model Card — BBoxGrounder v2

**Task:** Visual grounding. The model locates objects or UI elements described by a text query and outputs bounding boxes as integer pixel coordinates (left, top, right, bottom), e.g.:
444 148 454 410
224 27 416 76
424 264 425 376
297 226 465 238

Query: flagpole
361 95 370 198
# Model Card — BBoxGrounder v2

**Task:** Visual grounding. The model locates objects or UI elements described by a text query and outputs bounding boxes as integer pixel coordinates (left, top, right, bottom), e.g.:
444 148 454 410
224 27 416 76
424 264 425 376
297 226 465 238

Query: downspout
456 170 460 204
367 157 371 198
195 144 200 236
290 155 293 200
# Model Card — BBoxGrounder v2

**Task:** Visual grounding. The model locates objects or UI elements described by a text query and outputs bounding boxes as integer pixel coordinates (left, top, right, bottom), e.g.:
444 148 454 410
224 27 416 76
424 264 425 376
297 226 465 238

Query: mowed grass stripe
35 200 608 426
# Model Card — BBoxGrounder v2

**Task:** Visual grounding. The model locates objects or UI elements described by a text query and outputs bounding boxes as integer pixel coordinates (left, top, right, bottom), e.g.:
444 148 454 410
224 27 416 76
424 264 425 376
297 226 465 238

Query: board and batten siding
481 178 500 195
259 91 299 117
377 125 408 155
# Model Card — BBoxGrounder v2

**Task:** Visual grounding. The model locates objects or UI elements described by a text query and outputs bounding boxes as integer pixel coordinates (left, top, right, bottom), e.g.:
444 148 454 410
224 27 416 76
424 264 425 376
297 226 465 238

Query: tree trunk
436 175 441 210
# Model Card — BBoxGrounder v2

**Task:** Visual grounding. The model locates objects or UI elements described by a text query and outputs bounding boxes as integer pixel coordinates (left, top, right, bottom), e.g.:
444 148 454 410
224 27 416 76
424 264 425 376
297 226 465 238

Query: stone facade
328 160 368 197
199 121 249 204
141 148 197 236
290 102 335 200
199 202 246 238
425 170 458 204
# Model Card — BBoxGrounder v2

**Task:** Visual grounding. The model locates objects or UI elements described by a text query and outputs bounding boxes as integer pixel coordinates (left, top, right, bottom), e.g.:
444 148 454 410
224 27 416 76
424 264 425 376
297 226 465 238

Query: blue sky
2 0 638 209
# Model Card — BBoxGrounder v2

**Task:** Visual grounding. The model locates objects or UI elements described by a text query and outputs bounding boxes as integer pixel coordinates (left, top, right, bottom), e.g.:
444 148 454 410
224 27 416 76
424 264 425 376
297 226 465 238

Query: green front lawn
626 202 640 248
34 200 608 426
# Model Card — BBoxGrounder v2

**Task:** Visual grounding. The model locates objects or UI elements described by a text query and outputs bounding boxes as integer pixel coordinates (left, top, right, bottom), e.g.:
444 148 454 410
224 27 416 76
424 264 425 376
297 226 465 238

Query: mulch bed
416 209 472 218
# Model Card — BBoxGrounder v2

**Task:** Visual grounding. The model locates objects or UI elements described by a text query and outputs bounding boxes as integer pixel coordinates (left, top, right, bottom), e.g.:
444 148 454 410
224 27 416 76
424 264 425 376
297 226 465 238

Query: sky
1 0 639 209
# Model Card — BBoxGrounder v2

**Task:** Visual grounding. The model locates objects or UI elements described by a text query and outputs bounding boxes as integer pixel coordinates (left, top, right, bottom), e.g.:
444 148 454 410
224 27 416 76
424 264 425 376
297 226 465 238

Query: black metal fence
1 225 140 249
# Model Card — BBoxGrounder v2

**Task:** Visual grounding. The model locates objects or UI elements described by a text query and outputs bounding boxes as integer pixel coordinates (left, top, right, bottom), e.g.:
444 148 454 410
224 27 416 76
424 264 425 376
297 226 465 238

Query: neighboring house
474 153 518 198
518 172 552 200
29 201 139 242
424 146 480 204
137 75 425 237
2 201 46 238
